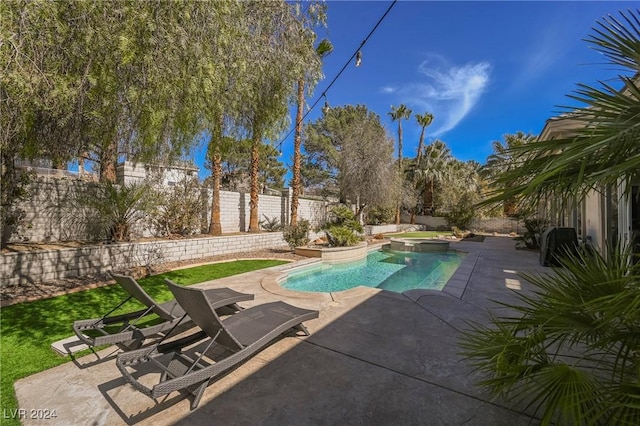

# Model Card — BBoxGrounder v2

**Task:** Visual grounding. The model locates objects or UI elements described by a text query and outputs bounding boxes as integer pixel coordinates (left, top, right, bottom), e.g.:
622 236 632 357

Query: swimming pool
281 249 466 293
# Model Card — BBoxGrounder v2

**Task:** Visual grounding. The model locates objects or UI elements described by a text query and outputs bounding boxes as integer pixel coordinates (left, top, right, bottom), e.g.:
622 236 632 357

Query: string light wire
275 0 398 153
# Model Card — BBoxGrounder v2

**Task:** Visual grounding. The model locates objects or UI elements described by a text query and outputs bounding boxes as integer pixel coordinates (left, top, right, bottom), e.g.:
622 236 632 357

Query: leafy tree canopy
302 104 399 210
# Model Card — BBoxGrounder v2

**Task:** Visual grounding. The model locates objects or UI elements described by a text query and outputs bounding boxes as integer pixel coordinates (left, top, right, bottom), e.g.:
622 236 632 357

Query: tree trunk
208 149 223 235
100 141 117 183
398 121 403 167
78 151 88 177
290 79 304 227
248 133 261 232
410 208 415 224
395 121 403 225
430 179 435 213
423 180 434 215
417 127 425 161
208 117 224 235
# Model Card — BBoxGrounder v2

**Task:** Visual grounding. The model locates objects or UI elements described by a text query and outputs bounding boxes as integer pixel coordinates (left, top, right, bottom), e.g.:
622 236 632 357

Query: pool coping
261 242 479 302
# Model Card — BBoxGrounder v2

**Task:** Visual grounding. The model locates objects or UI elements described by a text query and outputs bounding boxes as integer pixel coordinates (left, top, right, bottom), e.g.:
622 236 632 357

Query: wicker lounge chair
116 278 319 409
73 272 253 350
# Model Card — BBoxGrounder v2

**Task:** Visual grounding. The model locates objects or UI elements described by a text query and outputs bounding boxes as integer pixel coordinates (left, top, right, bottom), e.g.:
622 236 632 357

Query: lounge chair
73 272 253 350
116 278 319 409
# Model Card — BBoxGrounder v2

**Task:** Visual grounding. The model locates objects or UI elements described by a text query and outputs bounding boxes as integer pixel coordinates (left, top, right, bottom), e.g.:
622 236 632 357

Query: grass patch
384 231 452 238
0 259 286 424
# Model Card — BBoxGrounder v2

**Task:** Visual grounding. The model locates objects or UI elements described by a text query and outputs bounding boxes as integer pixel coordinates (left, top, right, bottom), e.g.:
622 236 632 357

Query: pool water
282 249 466 293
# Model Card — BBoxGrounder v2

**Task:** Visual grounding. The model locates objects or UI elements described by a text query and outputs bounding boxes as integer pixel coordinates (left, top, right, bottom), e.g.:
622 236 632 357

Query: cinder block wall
401 213 522 233
11 179 103 243
1 233 287 286
10 178 333 243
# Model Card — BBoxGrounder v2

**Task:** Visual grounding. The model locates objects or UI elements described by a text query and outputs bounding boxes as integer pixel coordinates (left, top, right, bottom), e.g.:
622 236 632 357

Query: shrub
515 217 549 249
444 197 475 230
150 176 205 237
65 181 156 241
322 205 363 247
259 215 283 232
326 205 363 233
366 206 395 225
283 219 310 249
325 225 361 247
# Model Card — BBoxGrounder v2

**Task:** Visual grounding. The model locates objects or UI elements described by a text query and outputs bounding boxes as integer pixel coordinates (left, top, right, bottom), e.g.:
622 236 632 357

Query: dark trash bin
540 227 578 266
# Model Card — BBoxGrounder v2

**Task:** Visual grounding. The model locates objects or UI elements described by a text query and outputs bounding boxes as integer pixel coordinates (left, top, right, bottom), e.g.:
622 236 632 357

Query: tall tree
302 105 398 216
463 11 640 423
417 139 452 215
206 138 286 192
239 1 323 233
482 132 536 215
388 104 412 223
1 1 228 245
414 112 434 162
291 38 332 226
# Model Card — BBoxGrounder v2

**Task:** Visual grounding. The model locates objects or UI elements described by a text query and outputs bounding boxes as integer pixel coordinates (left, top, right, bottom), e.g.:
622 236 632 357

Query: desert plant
451 226 465 239
515 217 549 249
322 205 363 247
65 181 156 242
459 241 640 425
324 225 361 247
282 219 310 250
259 215 283 232
150 176 205 237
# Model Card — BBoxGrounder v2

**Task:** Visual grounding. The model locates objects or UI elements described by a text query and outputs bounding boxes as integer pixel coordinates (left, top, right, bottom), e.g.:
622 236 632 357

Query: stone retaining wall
1 233 287 286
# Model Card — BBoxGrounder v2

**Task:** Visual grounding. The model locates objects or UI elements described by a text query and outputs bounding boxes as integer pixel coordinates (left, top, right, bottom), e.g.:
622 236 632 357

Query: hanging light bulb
322 94 330 114
355 50 362 67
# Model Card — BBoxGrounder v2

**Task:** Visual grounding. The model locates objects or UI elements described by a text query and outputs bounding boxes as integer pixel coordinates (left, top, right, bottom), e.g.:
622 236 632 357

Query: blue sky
193 1 632 181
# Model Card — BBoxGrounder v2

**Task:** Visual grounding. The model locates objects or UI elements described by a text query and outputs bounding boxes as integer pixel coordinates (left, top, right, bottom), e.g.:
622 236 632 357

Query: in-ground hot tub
389 238 450 252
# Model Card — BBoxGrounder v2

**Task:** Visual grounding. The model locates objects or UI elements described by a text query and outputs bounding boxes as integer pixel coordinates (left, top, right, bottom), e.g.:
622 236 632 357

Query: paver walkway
15 236 547 425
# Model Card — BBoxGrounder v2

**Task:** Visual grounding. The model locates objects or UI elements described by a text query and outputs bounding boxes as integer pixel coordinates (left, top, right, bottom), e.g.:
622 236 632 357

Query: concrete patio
15 236 547 425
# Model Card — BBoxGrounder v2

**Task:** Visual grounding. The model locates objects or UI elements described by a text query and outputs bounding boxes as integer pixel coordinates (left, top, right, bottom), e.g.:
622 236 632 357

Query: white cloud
393 55 491 136
379 86 397 94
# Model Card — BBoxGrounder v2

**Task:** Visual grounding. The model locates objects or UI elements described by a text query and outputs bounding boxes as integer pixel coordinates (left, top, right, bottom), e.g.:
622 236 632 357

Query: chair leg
294 323 311 336
191 381 209 410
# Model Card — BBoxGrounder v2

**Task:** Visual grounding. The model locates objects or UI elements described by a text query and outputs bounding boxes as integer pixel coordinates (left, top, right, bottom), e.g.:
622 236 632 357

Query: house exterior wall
584 191 604 250
116 161 197 186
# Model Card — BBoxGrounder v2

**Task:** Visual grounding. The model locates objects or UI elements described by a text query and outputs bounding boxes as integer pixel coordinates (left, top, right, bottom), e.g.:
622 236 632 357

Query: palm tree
482 132 535 216
485 10 640 206
291 39 332 227
388 104 412 223
460 242 640 424
417 139 451 215
414 112 434 162
462 10 640 424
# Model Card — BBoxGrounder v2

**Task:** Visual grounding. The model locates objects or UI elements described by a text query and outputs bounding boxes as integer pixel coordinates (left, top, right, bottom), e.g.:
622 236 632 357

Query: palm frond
482 9 640 206
459 239 640 424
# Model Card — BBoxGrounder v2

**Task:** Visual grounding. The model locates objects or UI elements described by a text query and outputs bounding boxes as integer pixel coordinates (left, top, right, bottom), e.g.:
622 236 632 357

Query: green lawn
384 231 452 238
0 259 286 424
